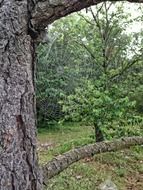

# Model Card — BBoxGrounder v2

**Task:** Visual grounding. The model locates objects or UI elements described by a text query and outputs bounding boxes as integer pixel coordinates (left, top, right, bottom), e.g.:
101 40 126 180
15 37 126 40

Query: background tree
61 79 137 142
37 2 143 141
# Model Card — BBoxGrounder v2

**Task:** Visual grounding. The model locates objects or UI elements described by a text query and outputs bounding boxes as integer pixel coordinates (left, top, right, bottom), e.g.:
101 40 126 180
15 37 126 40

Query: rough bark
31 0 143 32
0 1 42 189
43 136 143 183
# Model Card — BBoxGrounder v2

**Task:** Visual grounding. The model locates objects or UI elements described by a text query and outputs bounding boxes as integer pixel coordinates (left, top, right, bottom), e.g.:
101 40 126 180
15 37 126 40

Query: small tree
61 78 136 142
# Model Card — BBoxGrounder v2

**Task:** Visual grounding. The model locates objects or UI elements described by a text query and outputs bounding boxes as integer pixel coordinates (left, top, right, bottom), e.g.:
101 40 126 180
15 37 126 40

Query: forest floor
38 123 143 190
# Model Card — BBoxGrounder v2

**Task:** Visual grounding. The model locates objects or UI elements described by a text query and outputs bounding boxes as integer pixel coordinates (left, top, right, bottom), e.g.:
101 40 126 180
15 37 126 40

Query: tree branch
43 136 143 184
110 57 142 80
31 0 143 31
74 40 103 70
31 0 101 30
77 12 94 26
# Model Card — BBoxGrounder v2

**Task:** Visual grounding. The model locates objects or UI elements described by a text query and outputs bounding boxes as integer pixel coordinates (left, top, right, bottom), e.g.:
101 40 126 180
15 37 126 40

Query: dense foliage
36 2 143 140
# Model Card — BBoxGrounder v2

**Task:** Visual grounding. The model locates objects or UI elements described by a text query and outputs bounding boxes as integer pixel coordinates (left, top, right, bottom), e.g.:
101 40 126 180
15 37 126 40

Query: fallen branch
43 136 143 184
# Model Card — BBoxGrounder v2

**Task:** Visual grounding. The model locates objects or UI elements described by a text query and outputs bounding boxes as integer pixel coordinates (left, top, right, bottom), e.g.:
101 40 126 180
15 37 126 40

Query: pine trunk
0 1 42 189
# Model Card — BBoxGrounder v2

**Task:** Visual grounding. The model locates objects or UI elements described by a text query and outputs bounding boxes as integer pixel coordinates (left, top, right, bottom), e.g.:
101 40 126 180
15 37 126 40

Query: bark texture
31 0 143 32
0 1 42 189
43 136 143 183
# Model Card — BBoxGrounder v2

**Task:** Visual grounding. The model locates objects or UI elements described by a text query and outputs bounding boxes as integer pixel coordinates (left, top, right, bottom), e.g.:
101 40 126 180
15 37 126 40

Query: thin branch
90 6 103 39
77 41 96 60
74 40 103 70
77 13 94 26
110 57 142 80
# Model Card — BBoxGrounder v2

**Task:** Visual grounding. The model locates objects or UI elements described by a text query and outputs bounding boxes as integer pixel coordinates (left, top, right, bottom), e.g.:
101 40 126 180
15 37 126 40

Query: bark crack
11 173 15 190
0 0 4 7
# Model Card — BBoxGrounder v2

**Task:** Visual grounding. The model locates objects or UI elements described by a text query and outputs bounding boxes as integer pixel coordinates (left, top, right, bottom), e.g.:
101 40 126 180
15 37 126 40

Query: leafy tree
37 3 143 140
58 3 143 141
61 78 136 141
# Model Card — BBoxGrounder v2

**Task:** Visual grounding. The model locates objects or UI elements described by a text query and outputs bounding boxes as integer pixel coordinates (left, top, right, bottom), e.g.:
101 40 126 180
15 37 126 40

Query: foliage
60 78 137 140
36 2 143 138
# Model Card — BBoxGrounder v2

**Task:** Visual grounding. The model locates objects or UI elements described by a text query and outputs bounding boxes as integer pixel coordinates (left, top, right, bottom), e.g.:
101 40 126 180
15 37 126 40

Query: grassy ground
38 123 143 190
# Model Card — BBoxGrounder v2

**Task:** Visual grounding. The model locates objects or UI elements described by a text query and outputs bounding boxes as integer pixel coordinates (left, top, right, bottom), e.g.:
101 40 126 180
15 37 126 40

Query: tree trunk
0 1 42 189
94 123 104 142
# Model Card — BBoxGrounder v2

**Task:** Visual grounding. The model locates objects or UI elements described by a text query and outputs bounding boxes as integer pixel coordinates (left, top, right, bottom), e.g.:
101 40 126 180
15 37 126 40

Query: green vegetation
38 123 94 161
38 123 143 190
36 2 143 141
36 2 143 189
61 80 138 141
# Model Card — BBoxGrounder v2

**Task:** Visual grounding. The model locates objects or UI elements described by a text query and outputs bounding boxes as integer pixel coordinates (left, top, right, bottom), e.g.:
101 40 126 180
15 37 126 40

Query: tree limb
31 0 101 30
31 0 143 31
42 136 143 184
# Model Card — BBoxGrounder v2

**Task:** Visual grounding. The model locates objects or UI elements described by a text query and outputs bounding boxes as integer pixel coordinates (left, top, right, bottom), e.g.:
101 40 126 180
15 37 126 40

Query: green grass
38 123 143 190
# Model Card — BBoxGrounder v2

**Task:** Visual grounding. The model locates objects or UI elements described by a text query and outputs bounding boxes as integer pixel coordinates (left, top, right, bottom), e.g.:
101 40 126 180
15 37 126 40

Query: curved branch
42 136 143 184
31 0 143 30
31 0 100 30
